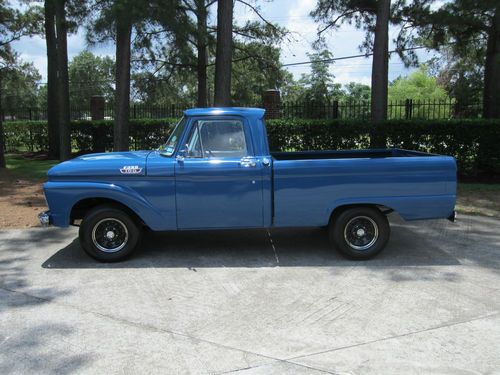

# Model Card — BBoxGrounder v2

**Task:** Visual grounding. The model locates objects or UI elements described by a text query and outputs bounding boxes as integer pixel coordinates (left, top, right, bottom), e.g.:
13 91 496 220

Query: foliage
68 51 115 108
418 0 500 117
1 58 41 113
0 1 43 64
267 118 500 177
388 66 452 118
3 119 178 153
389 66 448 101
295 50 342 103
429 46 484 102
1 0 44 167
4 118 500 178
131 70 197 106
231 42 292 106
310 0 432 65
341 82 371 102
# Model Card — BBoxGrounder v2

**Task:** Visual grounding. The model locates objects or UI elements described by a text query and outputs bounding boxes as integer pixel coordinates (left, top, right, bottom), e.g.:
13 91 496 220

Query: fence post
262 89 281 119
405 99 413 120
171 104 175 118
90 96 106 152
332 100 339 119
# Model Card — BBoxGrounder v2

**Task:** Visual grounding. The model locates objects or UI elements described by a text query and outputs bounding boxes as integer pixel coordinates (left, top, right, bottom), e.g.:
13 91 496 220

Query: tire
79 205 141 262
329 206 390 260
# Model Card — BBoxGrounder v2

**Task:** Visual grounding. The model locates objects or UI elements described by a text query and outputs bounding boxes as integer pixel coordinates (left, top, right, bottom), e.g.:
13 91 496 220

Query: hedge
4 118 500 178
3 119 178 154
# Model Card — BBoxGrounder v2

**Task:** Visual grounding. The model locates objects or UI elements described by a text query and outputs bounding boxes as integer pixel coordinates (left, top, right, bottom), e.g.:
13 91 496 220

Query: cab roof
184 107 265 119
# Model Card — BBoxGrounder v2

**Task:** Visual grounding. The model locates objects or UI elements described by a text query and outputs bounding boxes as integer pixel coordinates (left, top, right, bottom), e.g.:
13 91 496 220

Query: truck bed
271 148 435 160
271 148 457 227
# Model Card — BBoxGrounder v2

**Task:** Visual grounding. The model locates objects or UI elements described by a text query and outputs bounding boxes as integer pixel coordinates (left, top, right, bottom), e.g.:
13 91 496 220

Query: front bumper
38 211 51 227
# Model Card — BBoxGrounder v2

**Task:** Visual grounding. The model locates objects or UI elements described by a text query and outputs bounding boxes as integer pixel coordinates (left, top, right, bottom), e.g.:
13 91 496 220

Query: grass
458 183 500 192
5 154 59 180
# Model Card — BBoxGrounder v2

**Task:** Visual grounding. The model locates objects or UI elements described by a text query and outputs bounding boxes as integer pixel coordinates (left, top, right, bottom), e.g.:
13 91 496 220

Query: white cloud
11 29 115 82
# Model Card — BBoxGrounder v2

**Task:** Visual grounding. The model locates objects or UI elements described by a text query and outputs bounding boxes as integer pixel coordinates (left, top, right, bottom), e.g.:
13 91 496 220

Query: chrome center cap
356 228 366 237
106 231 115 240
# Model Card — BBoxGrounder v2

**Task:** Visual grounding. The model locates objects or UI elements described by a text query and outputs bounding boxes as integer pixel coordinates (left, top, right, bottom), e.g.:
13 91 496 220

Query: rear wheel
329 207 390 260
79 206 141 262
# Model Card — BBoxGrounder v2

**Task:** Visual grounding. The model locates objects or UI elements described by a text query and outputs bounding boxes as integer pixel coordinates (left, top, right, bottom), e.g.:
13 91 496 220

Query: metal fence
0 103 191 122
1 99 483 122
281 99 483 120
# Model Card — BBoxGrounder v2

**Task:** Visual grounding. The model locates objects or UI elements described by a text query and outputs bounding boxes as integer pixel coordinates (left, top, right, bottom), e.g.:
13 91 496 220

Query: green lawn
5 154 59 180
458 183 500 192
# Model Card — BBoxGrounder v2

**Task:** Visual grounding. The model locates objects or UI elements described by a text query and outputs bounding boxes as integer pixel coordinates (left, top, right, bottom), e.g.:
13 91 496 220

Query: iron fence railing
1 99 483 122
280 99 483 120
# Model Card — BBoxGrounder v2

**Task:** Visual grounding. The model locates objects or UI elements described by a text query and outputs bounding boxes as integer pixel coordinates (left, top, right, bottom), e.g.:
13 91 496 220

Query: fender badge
120 165 143 174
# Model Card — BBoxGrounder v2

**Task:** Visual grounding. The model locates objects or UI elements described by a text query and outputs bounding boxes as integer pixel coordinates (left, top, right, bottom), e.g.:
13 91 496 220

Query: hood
47 151 152 178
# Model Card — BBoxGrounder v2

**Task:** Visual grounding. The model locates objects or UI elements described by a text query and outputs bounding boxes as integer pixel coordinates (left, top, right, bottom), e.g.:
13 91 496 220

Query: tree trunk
214 0 233 107
45 0 59 159
483 4 500 119
370 0 390 148
55 0 71 160
196 0 208 107
114 17 132 151
0 72 5 168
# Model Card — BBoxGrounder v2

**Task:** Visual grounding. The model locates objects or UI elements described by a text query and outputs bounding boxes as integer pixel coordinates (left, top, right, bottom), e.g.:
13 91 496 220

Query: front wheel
329 207 390 260
79 206 141 262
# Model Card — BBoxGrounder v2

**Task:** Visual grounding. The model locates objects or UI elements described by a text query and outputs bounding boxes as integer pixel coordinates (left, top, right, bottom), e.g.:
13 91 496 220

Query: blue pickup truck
40 107 456 261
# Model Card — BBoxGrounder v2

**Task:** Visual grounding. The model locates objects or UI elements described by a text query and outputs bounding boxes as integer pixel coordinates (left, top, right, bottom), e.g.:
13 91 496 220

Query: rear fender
328 195 456 223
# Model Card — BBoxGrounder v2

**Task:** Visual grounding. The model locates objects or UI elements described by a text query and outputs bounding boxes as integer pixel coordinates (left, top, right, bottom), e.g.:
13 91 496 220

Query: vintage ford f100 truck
40 107 457 261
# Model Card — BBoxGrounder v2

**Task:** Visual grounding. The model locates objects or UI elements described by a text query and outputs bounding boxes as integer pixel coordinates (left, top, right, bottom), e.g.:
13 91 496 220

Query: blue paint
43 107 457 231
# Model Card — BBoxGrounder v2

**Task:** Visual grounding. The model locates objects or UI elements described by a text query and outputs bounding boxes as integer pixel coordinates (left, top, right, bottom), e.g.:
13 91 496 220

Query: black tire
329 206 390 260
79 205 141 262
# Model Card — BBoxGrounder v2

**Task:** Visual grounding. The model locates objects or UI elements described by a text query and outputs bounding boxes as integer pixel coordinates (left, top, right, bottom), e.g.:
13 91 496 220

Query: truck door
175 117 264 229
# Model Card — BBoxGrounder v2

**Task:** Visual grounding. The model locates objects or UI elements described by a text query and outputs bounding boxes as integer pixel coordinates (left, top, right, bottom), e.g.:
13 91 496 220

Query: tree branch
235 0 281 33
317 10 358 37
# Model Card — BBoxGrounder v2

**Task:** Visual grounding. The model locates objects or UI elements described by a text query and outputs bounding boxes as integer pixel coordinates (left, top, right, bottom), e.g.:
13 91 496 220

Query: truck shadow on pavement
40 215 500 270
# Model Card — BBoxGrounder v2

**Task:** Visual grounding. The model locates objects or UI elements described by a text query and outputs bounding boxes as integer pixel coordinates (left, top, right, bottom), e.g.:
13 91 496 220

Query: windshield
159 117 187 156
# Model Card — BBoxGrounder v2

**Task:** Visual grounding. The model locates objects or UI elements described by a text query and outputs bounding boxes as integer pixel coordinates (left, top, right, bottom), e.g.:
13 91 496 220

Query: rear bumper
38 211 52 227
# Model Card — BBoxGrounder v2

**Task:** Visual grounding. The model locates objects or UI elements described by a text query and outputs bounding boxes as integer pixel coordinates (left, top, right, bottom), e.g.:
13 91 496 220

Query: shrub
4 119 178 153
3 118 500 178
267 118 500 177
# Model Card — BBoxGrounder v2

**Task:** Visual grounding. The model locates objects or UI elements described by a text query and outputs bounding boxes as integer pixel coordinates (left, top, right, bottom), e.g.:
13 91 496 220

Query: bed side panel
272 156 456 227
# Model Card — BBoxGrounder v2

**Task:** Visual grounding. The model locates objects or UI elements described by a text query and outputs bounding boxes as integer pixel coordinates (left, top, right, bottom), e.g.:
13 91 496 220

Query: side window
186 119 248 158
184 123 203 158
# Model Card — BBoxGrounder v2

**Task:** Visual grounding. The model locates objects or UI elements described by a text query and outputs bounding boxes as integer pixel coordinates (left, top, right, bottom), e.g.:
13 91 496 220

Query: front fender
43 181 169 230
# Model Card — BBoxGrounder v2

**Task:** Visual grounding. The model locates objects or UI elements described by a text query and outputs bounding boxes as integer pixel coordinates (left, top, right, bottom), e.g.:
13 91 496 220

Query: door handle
240 157 257 167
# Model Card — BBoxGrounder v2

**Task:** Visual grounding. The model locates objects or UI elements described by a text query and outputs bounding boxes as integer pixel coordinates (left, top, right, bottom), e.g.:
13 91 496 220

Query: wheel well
70 198 144 226
329 204 394 224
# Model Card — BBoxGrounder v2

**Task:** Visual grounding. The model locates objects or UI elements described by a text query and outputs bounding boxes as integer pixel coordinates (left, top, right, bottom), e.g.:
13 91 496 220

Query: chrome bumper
38 211 51 227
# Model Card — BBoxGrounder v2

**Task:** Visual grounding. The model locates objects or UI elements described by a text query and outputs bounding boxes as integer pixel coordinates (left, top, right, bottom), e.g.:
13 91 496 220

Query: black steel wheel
329 206 390 260
79 206 141 262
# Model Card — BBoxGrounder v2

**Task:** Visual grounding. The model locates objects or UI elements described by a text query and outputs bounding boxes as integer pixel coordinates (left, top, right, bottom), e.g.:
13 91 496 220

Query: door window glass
186 120 248 158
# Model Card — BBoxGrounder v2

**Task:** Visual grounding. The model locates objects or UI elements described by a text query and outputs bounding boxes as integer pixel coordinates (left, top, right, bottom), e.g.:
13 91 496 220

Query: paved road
0 214 499 374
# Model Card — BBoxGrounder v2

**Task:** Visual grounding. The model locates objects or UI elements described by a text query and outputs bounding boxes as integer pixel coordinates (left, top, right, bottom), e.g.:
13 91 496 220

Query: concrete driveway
0 214 499 374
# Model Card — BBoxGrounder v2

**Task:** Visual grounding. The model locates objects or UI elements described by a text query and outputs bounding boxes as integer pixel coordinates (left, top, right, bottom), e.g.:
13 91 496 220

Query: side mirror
176 145 188 161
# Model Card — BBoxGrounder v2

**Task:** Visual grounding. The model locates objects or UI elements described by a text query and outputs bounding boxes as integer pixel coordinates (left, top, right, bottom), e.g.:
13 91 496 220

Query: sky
11 0 433 86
